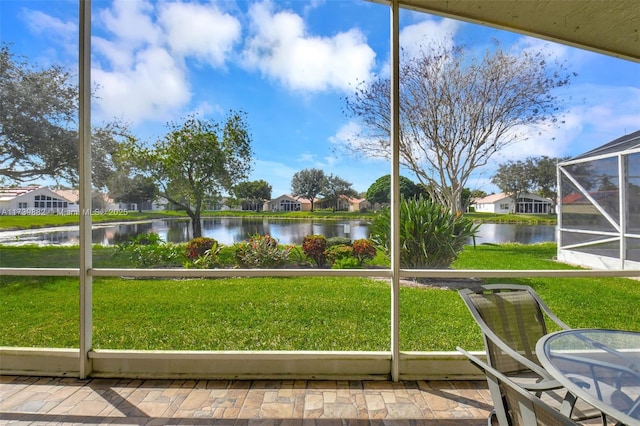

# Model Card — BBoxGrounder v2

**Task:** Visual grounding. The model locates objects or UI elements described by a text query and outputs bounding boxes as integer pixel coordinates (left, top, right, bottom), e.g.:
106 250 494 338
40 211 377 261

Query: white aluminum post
557 163 563 250
390 0 401 382
619 153 627 269
79 0 93 378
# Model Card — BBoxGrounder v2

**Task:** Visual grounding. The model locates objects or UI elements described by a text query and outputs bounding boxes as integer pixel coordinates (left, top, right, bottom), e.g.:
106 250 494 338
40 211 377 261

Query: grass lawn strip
1 243 637 351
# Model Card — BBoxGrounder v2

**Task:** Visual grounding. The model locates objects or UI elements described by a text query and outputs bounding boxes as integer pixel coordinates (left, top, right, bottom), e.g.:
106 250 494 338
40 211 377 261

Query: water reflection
473 223 557 245
0 218 556 246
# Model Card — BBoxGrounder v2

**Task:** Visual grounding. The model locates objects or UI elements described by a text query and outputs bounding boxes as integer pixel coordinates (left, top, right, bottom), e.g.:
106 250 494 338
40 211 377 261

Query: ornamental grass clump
369 197 478 269
235 234 291 268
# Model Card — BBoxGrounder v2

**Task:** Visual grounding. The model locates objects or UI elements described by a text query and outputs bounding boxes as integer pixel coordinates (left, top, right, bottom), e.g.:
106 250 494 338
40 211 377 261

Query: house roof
0 186 41 201
570 130 640 161
338 195 368 204
562 189 619 204
52 189 80 203
271 194 313 205
473 193 509 204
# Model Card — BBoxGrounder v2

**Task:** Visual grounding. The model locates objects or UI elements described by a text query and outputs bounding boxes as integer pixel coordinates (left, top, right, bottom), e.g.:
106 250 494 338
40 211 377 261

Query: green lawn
1 243 637 351
0 211 187 230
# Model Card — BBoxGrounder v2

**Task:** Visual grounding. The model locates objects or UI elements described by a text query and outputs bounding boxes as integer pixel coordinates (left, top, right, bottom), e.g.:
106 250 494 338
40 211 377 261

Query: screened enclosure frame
557 133 640 271
1 0 640 382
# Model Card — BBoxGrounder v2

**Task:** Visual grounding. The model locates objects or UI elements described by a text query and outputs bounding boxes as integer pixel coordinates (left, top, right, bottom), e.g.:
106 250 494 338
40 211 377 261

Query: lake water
0 217 556 246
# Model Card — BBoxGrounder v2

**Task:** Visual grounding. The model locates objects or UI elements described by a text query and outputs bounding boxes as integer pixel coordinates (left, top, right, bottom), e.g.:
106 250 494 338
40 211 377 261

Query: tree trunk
192 213 202 238
186 209 202 238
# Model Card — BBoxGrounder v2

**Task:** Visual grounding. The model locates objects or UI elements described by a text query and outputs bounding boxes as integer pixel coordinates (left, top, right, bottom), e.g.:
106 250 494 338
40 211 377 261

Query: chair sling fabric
468 289 549 376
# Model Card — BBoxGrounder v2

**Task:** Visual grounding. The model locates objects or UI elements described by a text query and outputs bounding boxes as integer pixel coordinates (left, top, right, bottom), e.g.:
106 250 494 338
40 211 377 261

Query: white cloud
21 9 77 57
242 0 376 93
399 18 459 59
91 0 239 124
376 17 459 78
494 120 582 162
496 84 640 161
511 37 570 62
158 2 241 67
479 82 640 192
92 47 190 124
329 121 389 160
22 9 76 39
92 37 135 70
97 0 161 49
571 85 640 135
297 153 320 164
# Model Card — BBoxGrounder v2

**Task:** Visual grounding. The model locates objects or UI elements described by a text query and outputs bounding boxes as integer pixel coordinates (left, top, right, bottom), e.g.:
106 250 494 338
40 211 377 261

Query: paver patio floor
0 375 493 425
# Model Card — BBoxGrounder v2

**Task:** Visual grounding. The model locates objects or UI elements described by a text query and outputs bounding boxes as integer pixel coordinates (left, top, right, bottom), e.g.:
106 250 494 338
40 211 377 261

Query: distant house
263 194 313 212
51 189 136 212
317 195 372 212
472 192 552 214
0 186 76 215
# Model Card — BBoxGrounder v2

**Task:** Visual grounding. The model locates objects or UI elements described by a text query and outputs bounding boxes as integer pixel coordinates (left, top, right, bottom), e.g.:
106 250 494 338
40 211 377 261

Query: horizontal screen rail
2 268 638 279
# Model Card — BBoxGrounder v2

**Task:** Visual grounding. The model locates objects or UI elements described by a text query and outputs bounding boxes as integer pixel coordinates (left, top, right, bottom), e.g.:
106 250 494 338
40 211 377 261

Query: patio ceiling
377 0 640 63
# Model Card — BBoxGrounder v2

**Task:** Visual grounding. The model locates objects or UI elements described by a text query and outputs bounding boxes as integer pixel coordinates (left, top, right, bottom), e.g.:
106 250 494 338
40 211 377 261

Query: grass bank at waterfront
1 242 636 351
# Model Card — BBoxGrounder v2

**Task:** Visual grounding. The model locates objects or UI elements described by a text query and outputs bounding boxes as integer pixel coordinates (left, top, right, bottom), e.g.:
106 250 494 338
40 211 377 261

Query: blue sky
2 0 639 197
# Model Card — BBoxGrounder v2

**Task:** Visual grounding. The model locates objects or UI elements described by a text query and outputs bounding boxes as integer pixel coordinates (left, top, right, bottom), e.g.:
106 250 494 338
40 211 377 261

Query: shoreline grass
1 242 637 351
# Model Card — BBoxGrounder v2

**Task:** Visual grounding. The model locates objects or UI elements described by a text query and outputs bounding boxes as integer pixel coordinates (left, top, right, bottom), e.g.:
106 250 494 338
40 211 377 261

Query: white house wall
473 193 551 214
0 187 75 215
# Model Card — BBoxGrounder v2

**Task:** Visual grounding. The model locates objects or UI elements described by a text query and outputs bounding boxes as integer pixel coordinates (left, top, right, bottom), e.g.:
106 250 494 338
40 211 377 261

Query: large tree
108 174 158 212
125 112 253 237
365 174 426 205
343 42 573 213
0 43 76 182
528 156 568 210
491 160 533 213
233 179 272 211
0 43 129 187
321 174 357 211
291 168 325 212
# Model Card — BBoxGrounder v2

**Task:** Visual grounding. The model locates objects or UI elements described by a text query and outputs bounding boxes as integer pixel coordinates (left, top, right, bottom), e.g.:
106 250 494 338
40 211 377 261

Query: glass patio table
536 329 640 425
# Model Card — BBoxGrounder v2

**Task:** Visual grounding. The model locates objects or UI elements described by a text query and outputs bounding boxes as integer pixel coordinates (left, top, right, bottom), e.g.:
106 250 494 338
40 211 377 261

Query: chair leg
560 391 577 417
488 409 499 426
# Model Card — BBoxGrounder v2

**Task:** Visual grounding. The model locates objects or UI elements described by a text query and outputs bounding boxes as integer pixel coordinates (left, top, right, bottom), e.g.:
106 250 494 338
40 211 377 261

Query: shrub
286 245 309 266
331 256 360 269
327 236 351 247
187 249 216 269
302 234 328 267
115 232 184 268
235 234 291 268
352 239 377 265
217 245 238 268
325 244 354 266
185 237 219 260
369 197 478 269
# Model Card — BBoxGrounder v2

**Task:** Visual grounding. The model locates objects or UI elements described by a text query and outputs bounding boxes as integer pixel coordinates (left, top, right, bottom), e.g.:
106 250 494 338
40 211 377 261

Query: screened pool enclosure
558 130 640 270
